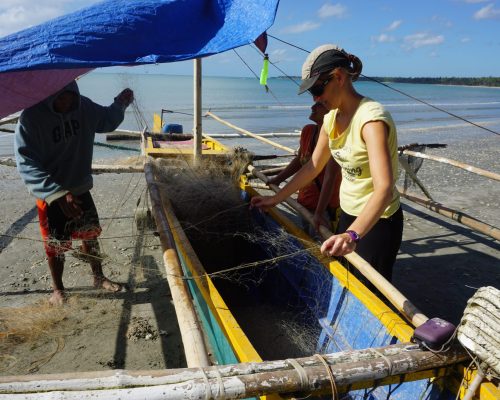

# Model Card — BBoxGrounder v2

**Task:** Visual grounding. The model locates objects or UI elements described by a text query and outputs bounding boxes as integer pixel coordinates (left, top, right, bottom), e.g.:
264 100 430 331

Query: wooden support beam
0 343 469 399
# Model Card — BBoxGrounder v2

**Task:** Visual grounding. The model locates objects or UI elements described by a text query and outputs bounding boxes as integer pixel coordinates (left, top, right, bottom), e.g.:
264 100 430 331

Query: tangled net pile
149 152 330 357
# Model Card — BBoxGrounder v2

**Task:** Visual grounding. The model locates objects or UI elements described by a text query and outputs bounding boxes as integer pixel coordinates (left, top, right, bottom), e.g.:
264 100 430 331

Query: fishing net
149 154 333 359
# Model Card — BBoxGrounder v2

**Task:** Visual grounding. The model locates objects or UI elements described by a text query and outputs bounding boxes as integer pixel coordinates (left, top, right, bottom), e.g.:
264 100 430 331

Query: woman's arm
251 126 332 211
321 120 394 256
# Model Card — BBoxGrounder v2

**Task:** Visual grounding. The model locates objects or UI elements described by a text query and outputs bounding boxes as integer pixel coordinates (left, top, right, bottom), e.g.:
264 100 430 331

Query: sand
0 137 498 379
0 167 186 376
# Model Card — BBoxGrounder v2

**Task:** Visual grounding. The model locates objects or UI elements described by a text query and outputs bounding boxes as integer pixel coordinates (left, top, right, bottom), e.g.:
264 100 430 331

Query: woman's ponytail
346 53 362 81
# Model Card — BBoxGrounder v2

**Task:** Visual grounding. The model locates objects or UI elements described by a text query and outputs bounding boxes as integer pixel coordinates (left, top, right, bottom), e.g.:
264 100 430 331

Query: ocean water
2 72 500 160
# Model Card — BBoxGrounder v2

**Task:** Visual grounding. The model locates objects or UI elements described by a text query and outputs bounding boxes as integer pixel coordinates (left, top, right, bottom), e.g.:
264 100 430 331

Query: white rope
213 365 226 399
457 286 500 378
198 368 212 400
370 348 394 376
287 358 309 390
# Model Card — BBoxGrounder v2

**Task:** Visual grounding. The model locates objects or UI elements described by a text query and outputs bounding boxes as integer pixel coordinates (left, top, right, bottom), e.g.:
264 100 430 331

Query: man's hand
57 193 83 218
115 88 134 107
312 211 329 234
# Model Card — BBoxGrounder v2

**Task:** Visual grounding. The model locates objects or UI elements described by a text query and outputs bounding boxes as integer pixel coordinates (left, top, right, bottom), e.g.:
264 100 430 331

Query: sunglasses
308 76 333 97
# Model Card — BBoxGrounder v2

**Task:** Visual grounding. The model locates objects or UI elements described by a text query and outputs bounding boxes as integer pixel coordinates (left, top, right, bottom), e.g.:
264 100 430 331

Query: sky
1 0 499 78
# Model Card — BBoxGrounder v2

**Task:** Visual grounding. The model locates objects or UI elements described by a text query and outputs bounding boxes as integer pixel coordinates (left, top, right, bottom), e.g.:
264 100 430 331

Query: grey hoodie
15 81 127 203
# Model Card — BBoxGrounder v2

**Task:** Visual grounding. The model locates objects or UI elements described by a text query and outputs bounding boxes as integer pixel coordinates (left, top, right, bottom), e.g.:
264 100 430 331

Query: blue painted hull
175 190 466 399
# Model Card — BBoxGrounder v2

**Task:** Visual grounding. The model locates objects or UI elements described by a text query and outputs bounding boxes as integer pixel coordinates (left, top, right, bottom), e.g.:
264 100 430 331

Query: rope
287 358 309 391
198 368 212 400
213 366 226 398
370 349 394 376
314 353 338 400
267 34 500 137
232 48 282 104
457 286 500 378
360 75 500 137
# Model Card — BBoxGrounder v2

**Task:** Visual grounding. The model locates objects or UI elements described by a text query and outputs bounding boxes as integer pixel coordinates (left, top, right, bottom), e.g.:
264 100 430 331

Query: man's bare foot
49 290 66 306
94 276 124 292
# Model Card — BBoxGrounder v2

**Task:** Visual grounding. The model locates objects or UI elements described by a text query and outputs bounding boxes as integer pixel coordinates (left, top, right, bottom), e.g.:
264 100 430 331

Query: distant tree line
357 76 500 87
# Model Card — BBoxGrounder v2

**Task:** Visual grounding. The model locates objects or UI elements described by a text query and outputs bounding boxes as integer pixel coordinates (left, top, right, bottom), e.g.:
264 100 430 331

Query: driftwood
206 111 295 154
248 165 429 328
401 149 500 182
144 160 210 368
398 188 500 241
0 343 469 399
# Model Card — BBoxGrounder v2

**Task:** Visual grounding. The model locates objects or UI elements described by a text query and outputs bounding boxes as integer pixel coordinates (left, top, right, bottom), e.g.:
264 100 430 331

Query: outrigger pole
193 58 203 164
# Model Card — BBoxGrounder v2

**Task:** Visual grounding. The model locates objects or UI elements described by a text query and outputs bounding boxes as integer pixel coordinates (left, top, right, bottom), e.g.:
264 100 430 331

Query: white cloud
318 3 347 19
464 0 489 3
386 20 402 31
461 37 471 43
372 33 395 43
403 32 444 49
281 21 321 34
0 0 99 38
474 3 500 19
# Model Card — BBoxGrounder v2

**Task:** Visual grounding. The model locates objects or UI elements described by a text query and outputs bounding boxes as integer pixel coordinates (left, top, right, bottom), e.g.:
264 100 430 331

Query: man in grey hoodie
15 81 134 305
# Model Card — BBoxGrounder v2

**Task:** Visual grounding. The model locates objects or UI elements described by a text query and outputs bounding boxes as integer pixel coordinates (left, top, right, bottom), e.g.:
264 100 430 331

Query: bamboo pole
0 114 19 126
248 165 429 327
259 165 287 175
0 343 469 398
401 150 500 181
206 111 296 154
91 164 143 174
193 58 202 164
144 160 210 368
0 158 143 174
398 188 500 241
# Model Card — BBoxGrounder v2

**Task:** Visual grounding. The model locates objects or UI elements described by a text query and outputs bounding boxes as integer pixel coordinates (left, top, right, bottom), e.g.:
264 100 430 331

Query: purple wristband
345 230 360 243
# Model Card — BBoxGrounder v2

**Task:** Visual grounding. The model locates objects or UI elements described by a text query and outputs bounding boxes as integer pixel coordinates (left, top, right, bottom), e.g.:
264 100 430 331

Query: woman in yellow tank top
251 44 403 281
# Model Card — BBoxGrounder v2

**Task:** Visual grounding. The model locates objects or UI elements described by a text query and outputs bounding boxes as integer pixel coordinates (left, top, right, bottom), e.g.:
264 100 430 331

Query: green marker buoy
260 54 269 86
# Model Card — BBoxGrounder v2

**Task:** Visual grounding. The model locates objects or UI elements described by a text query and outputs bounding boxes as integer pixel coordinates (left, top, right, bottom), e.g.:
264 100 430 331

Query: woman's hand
320 233 357 257
250 195 278 212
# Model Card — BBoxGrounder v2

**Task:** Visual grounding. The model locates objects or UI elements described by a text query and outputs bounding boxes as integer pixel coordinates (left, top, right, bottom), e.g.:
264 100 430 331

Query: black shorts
336 207 403 281
37 191 101 256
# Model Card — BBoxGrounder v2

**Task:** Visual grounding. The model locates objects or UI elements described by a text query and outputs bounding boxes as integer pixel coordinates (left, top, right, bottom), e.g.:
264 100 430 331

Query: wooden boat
143 155 498 400
141 130 229 159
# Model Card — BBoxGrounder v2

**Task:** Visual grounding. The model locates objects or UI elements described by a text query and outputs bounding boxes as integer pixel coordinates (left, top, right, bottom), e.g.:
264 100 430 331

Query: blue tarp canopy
0 0 279 118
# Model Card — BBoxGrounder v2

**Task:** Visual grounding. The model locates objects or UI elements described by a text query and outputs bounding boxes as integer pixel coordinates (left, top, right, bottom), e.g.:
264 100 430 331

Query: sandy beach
0 136 498 378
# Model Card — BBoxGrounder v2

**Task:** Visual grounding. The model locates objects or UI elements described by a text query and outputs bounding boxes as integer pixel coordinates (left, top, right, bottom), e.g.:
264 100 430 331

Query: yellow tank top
324 97 400 218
